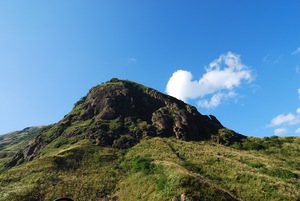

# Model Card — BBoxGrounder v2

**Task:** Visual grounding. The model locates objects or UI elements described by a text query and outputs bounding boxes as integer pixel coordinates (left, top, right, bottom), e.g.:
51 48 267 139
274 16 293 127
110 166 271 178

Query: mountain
0 78 299 201
6 78 241 167
0 126 44 170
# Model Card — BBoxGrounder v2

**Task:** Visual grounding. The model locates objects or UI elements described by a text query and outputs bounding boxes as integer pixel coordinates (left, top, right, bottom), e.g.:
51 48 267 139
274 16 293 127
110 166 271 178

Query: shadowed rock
6 78 242 167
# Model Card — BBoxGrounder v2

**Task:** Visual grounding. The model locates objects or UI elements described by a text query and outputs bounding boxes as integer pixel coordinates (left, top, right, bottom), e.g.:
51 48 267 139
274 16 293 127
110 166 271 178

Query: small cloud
127 57 137 63
263 53 283 64
273 54 282 64
263 54 269 63
274 128 287 135
296 66 300 74
166 52 253 108
197 91 236 109
268 113 300 127
292 47 300 55
268 107 300 127
267 90 300 135
298 88 300 99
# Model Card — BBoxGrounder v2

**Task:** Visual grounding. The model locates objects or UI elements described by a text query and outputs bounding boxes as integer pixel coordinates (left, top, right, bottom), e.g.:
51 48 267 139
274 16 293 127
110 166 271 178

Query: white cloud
127 57 137 63
165 70 199 101
263 54 269 63
197 91 236 109
296 66 300 74
166 52 253 108
273 54 282 64
267 90 300 136
274 128 288 135
292 47 300 55
269 113 300 127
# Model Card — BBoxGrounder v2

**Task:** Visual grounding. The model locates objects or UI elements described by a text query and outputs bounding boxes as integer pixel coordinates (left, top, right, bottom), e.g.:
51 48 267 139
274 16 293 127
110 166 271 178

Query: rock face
6 78 226 166
74 78 224 146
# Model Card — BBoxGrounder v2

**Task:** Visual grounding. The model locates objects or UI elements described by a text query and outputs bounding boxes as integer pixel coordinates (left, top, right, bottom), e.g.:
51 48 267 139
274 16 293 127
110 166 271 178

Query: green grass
0 136 299 200
0 140 126 200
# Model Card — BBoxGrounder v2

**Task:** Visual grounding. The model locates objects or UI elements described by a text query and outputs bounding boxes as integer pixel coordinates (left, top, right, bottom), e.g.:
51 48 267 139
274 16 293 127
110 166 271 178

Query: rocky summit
76 78 224 143
7 78 236 166
1 78 299 201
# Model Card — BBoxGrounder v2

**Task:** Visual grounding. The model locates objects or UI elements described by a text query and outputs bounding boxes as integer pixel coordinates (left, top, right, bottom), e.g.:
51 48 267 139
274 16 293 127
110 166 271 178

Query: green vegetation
1 136 299 201
1 80 299 200
0 127 43 172
231 136 300 170
74 95 87 107
212 128 237 145
0 140 126 201
132 155 156 174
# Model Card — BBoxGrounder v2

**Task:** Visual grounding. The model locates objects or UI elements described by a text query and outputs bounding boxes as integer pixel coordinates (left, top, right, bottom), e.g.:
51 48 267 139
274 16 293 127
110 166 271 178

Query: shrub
74 95 87 107
177 176 229 200
245 161 266 169
212 128 236 146
231 142 243 149
132 155 155 174
260 167 299 179
109 78 120 83
241 138 265 150
157 176 168 191
53 148 85 170
112 135 138 149
180 161 204 174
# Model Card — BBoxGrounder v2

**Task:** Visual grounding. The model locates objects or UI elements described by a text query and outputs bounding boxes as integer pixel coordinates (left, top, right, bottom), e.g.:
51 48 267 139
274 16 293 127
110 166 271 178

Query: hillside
0 79 299 201
5 78 235 168
0 126 44 171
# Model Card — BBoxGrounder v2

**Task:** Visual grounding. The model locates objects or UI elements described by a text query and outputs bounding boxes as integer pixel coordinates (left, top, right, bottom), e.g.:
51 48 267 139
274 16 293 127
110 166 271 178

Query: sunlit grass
0 137 299 200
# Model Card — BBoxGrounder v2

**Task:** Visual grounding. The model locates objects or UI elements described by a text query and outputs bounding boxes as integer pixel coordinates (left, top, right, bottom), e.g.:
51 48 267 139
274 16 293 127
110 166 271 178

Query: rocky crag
6 78 242 167
1 79 299 201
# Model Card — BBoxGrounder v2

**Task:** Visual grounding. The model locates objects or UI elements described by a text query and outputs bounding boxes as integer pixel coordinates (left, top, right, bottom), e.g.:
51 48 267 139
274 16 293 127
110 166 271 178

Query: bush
212 128 236 146
157 176 168 191
112 135 138 149
74 95 87 107
237 137 265 150
132 155 155 174
259 167 299 179
242 140 265 150
109 78 120 83
53 148 85 170
180 161 204 174
245 161 266 169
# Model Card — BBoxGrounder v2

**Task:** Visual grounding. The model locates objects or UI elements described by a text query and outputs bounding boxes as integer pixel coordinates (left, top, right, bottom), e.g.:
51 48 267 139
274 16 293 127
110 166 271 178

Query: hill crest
6 78 240 167
1 79 299 201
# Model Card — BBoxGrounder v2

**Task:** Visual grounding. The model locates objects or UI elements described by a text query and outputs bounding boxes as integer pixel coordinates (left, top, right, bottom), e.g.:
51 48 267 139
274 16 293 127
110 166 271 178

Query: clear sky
1 1 300 137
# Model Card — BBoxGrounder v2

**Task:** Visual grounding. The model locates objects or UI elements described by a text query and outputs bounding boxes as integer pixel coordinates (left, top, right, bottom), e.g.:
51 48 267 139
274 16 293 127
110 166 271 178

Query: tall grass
0 137 299 200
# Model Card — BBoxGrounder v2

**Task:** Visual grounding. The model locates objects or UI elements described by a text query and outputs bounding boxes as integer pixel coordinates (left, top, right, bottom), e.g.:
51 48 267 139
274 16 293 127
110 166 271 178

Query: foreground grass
0 137 299 200
0 140 126 201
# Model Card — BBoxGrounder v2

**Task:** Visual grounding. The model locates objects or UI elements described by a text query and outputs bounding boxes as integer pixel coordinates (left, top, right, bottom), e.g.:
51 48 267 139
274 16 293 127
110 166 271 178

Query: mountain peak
6 78 234 166
1 79 299 201
70 78 224 142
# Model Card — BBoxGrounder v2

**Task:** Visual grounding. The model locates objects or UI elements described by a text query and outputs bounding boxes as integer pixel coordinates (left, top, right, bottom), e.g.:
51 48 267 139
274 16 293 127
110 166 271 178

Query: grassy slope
0 127 43 171
0 136 299 201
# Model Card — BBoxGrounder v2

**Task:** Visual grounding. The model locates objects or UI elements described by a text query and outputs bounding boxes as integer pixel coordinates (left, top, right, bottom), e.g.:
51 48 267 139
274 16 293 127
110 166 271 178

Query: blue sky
1 1 300 137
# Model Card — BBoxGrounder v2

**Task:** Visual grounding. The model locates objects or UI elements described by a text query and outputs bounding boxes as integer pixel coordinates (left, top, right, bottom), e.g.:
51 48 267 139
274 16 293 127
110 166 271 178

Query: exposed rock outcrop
6 78 241 167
